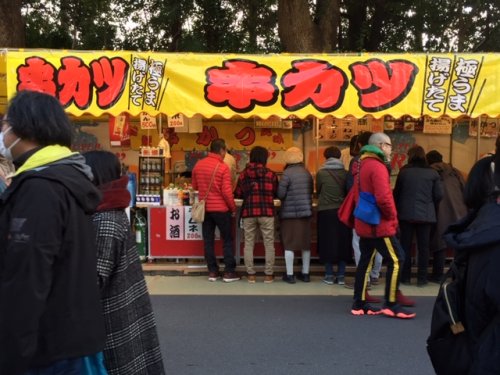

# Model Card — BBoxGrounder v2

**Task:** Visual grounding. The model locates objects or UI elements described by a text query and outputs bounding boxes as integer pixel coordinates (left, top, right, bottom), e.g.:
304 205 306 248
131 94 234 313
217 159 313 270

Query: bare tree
0 0 25 47
278 0 340 52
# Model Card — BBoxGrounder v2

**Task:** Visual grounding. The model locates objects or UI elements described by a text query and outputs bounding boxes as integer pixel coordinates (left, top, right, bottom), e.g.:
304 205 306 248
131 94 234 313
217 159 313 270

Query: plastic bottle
177 189 184 206
183 190 190 205
127 173 136 207
134 210 147 262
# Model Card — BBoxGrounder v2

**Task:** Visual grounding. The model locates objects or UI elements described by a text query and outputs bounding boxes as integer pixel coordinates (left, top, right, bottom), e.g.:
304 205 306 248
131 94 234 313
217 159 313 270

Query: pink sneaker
381 304 416 319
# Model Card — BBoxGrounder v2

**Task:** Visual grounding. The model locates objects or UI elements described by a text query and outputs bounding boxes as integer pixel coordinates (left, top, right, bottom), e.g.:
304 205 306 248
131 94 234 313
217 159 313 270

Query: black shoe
351 302 382 316
282 274 296 284
297 273 310 282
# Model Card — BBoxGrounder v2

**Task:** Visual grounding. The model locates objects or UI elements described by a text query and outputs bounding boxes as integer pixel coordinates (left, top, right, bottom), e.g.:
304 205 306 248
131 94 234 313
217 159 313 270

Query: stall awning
0 49 498 119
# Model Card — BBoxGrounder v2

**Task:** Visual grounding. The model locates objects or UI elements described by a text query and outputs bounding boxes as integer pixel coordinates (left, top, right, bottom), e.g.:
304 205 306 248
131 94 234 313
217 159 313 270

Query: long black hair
463 136 500 210
83 150 121 186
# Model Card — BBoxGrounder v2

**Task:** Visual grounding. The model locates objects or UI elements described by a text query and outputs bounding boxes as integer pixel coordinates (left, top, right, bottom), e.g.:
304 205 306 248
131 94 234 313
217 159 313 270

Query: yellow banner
3 50 499 119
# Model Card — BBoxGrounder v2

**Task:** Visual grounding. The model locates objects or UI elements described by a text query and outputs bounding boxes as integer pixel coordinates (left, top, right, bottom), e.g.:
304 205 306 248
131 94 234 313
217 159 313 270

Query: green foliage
338 0 499 52
114 0 280 53
22 0 117 49
19 0 499 52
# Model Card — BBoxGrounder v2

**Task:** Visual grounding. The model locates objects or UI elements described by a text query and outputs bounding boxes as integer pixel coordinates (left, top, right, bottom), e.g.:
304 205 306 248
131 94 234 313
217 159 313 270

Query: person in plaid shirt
235 146 278 283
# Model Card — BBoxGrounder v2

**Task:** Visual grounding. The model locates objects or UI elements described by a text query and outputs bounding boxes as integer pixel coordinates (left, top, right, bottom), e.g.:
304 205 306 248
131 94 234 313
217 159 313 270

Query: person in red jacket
192 139 240 282
351 133 416 319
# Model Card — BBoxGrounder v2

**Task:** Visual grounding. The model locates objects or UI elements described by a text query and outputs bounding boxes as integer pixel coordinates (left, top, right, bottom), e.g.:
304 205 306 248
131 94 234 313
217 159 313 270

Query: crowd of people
0 90 498 372
191 131 476 322
195 132 500 369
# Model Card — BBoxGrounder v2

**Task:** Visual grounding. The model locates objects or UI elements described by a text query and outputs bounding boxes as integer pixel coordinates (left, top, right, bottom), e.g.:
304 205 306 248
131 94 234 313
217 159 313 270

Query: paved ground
147 276 438 375
145 274 440 296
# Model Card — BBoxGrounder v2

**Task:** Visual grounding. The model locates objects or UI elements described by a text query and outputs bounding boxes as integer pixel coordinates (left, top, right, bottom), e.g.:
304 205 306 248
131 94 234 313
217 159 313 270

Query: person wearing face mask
350 133 416 319
0 119 21 154
0 90 107 375
0 125 20 161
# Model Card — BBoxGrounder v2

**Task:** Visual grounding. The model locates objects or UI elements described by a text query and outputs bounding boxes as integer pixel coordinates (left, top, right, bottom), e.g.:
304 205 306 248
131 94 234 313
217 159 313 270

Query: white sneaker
208 272 219 282
222 272 240 282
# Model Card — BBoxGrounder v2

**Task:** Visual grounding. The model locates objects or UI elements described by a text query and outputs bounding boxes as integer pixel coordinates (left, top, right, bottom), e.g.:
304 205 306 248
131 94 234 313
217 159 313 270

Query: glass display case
137 155 165 205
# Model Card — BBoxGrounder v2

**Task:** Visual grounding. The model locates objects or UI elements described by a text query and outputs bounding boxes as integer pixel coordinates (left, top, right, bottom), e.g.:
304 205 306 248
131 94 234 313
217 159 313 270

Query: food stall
0 50 499 261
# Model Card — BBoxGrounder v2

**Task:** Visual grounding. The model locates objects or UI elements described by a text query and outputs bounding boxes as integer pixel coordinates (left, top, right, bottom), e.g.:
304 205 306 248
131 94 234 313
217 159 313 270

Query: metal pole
476 115 481 161
449 120 453 164
315 117 319 175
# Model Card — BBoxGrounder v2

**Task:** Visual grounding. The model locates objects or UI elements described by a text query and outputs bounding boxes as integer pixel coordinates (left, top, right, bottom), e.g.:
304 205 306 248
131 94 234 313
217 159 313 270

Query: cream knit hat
283 147 303 164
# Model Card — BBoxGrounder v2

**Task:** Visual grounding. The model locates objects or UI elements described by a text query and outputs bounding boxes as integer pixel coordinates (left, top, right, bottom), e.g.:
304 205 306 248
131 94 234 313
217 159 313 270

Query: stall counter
147 200 318 261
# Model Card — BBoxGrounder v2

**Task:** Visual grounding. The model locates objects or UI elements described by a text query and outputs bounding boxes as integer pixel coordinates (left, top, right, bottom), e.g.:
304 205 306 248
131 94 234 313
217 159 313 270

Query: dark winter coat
353 145 398 238
316 158 350 262
277 163 313 219
444 202 500 374
393 163 443 223
430 162 468 251
0 149 105 375
94 177 165 375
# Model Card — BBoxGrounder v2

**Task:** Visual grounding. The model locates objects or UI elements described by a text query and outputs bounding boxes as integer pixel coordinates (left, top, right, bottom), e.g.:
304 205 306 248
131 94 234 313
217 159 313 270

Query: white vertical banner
184 206 202 240
166 205 185 240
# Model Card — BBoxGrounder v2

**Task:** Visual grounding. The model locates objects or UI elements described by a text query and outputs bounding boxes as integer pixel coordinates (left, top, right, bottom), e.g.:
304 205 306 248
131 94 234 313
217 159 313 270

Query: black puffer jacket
393 163 443 222
444 202 500 374
0 153 105 374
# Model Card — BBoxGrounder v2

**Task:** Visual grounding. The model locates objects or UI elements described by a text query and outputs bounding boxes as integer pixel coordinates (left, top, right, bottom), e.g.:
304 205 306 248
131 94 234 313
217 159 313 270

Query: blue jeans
324 261 346 277
202 212 236 273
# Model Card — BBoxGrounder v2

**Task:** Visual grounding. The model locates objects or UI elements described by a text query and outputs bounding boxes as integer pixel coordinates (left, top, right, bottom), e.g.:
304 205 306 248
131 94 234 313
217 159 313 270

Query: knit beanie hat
283 147 303 165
